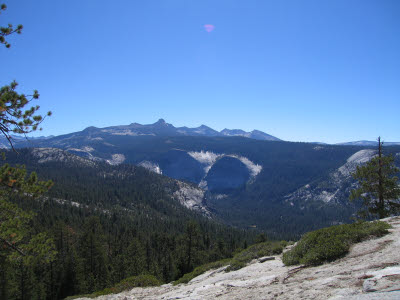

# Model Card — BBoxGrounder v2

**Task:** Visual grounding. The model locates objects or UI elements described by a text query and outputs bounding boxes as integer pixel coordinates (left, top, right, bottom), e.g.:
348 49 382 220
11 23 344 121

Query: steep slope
207 145 400 238
2 148 258 299
4 148 210 217
15 135 267 193
284 149 377 206
77 216 400 300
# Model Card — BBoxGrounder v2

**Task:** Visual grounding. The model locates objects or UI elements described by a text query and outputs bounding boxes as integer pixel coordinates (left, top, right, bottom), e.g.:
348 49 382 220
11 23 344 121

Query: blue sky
1 0 399 143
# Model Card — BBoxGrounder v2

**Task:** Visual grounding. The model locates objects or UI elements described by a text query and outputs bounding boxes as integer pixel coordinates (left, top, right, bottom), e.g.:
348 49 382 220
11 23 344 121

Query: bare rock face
106 153 126 165
138 161 162 174
32 148 96 166
76 216 400 300
172 182 210 217
362 266 400 293
284 149 376 205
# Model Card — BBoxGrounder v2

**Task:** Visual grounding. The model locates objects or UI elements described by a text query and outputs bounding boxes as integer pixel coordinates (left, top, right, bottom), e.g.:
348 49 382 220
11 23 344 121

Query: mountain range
2 119 399 147
78 119 281 141
5 119 399 238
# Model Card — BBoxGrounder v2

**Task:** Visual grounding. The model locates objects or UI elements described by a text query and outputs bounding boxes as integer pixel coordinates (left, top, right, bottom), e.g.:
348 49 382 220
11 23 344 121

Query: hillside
77 216 400 300
4 148 211 217
8 130 400 238
1 148 254 299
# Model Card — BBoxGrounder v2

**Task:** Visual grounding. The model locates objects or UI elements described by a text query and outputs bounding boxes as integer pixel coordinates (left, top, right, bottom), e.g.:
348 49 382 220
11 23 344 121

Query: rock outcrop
77 216 400 299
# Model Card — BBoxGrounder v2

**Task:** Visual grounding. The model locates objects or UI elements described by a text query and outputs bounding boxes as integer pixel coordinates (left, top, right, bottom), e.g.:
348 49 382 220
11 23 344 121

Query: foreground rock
79 217 400 300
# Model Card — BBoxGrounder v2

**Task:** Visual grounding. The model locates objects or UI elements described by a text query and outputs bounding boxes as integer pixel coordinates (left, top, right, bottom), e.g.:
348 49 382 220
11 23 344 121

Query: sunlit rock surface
77 216 400 300
284 149 376 205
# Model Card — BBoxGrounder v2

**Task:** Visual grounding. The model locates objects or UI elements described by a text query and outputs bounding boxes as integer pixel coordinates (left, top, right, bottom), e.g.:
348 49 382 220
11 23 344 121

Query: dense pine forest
0 149 254 299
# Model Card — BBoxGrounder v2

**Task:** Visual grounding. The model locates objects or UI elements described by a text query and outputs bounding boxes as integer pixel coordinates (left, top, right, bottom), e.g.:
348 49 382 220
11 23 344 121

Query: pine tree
183 221 200 274
1 3 51 145
0 1 53 254
0 4 22 48
0 4 56 298
350 137 400 218
125 238 146 277
78 217 109 293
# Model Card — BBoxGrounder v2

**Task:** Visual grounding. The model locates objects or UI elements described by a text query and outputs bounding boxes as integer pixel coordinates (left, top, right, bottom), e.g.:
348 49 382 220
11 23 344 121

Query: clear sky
1 0 399 143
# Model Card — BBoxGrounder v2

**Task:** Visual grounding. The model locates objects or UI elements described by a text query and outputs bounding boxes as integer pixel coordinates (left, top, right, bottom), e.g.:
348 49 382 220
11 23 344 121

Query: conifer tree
0 4 55 297
1 4 51 148
183 221 200 273
0 0 53 255
126 238 146 277
0 3 22 48
78 217 109 293
350 137 400 218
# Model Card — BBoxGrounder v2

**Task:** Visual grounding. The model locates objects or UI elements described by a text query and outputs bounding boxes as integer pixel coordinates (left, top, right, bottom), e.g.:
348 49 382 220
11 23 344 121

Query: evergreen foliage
0 157 56 299
226 240 286 271
282 221 390 266
0 4 58 299
173 240 287 285
65 275 161 299
350 137 400 218
173 259 231 285
1 4 51 147
0 4 23 49
0 149 253 299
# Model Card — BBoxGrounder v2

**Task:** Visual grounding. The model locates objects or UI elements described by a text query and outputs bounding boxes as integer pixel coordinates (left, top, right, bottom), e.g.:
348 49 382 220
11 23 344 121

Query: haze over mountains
6 119 400 238
336 140 400 146
1 119 399 147
84 119 282 141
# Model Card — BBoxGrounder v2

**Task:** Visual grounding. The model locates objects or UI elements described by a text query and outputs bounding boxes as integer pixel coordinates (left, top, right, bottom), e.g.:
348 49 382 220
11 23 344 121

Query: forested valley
0 149 254 299
2 1 399 299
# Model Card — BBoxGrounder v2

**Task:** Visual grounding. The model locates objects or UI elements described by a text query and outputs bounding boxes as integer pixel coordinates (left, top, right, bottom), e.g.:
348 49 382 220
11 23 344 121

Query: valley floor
79 217 400 300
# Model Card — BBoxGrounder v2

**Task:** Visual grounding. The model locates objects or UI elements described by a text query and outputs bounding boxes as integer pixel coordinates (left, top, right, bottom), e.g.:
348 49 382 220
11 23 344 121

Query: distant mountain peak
220 128 280 141
9 119 281 143
82 126 99 133
155 118 166 124
221 129 246 134
198 125 211 129
152 118 174 128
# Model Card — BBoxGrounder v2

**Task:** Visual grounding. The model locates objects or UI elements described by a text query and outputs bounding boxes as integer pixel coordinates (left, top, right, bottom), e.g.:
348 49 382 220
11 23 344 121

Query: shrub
226 259 246 271
174 240 287 284
226 240 285 272
112 274 161 291
282 221 390 266
66 275 161 299
173 258 231 285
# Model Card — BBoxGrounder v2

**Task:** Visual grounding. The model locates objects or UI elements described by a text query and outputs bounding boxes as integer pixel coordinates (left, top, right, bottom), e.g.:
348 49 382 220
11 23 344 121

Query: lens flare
204 24 215 33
